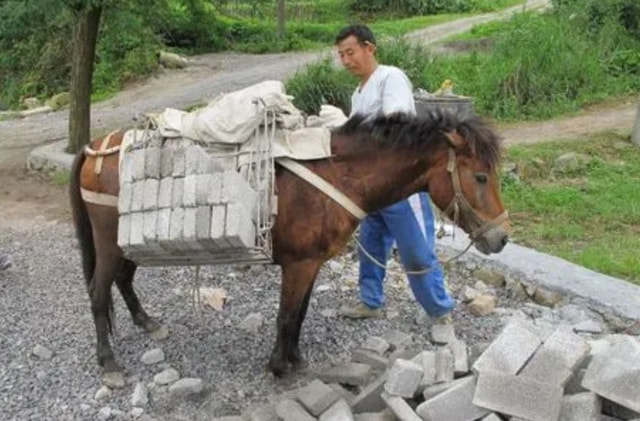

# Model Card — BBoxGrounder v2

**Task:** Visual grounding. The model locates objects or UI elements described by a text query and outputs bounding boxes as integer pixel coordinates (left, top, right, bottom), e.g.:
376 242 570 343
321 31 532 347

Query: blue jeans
358 193 454 317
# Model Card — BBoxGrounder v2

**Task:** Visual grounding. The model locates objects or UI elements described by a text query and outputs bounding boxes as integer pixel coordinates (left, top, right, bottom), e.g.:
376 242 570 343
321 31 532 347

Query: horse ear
444 130 466 150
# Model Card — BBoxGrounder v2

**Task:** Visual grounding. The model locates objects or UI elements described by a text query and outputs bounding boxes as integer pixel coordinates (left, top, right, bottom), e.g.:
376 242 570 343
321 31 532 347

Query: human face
336 35 376 79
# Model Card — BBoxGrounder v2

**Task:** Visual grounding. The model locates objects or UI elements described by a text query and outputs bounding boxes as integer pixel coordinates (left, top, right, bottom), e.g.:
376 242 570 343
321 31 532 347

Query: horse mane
334 110 502 169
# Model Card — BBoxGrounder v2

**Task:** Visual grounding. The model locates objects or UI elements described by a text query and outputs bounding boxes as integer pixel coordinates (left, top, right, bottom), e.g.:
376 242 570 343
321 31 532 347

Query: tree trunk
277 0 285 39
67 6 102 154
632 97 640 148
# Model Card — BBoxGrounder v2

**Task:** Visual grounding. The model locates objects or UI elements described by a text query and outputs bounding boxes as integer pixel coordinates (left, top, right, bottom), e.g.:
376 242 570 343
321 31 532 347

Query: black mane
334 110 502 169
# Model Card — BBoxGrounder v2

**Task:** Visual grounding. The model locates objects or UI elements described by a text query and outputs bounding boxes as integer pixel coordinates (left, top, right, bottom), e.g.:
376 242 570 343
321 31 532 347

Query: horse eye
475 173 488 183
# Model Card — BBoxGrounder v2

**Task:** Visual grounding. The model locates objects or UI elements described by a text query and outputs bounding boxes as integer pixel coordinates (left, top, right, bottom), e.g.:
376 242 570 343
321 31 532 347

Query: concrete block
381 330 412 351
472 320 542 375
582 354 640 413
422 378 467 401
472 370 564 421
131 148 146 181
351 349 388 370
129 212 145 251
327 384 356 407
160 143 174 178
131 181 145 212
142 211 159 248
225 202 255 249
242 402 278 421
564 368 588 395
384 358 423 398
319 399 352 421
361 336 391 355
602 398 640 420
417 375 490 421
195 174 213 206
142 178 159 211
172 146 186 177
221 170 257 217
351 372 387 414
432 324 456 345
158 177 173 209
207 172 223 204
171 177 184 209
296 379 339 417
354 409 395 421
559 392 601 421
275 399 315 421
415 350 437 390
182 207 203 251
144 145 161 179
450 339 469 377
156 208 172 246
117 214 131 250
118 181 133 214
120 151 135 183
480 414 502 421
380 392 421 421
185 144 218 175
195 206 215 249
168 207 185 250
520 326 590 386
316 362 372 387
435 348 454 383
210 205 227 248
183 174 198 208
468 342 490 368
388 349 421 367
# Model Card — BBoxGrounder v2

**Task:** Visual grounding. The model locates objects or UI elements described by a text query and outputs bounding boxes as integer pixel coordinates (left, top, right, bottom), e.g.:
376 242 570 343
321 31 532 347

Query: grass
52 169 70 186
501 132 640 284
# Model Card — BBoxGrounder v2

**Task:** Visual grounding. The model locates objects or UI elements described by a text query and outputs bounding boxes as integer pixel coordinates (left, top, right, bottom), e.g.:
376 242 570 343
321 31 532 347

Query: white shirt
350 65 416 117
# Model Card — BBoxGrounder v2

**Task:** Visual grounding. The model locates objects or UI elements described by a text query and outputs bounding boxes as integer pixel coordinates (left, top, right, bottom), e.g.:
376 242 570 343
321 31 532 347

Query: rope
191 265 203 322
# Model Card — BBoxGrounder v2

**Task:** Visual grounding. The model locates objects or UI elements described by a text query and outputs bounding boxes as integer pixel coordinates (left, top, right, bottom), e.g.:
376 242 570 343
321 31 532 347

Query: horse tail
69 149 95 287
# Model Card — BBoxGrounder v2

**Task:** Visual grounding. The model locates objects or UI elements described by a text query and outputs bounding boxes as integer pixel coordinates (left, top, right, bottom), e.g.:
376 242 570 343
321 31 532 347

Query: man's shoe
340 303 384 319
0 253 12 271
433 312 453 325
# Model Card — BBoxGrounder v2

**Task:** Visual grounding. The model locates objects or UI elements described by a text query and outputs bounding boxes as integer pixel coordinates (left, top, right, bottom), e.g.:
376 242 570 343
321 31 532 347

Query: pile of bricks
216 320 640 421
117 140 266 266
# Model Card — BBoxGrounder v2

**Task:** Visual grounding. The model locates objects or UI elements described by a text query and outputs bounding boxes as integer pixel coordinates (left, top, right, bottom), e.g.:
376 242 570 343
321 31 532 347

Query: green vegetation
502 133 640 284
287 0 640 120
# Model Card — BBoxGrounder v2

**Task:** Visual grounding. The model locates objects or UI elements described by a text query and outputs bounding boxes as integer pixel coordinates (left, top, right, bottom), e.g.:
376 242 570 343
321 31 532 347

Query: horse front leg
114 259 168 340
268 259 321 377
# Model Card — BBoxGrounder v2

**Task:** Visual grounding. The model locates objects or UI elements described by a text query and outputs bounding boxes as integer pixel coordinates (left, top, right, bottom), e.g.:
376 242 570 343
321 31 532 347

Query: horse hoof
102 371 125 389
149 325 169 341
291 358 311 374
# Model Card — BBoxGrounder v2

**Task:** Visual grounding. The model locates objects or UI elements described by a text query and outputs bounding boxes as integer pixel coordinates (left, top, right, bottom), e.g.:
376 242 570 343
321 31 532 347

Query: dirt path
0 0 637 232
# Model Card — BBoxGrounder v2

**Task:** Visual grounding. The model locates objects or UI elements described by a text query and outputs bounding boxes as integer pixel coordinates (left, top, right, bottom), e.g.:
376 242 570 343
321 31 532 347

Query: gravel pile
0 222 635 420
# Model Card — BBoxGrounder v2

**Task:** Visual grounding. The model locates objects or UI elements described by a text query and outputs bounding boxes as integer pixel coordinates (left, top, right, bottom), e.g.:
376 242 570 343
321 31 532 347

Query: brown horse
69 111 509 385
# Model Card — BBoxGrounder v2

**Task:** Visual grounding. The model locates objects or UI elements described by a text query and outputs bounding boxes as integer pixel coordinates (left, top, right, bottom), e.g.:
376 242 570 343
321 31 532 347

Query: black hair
335 24 376 46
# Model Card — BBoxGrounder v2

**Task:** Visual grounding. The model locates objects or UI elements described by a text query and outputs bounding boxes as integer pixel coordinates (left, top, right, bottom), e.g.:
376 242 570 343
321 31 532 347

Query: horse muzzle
474 226 509 255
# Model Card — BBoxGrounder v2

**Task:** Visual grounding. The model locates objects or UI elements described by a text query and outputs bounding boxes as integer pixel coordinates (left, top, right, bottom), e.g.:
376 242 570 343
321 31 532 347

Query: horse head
425 113 509 254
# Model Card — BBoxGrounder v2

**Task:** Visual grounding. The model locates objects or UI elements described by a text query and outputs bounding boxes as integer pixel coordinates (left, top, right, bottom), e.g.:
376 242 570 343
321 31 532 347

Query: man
335 24 454 323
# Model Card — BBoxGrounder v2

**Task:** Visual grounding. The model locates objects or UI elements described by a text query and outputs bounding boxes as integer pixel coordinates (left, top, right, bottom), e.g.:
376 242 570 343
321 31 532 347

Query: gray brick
171 177 184 209
142 178 159 211
468 342 490 368
195 206 215 249
351 372 387 413
318 399 352 421
380 392 422 421
158 178 173 209
435 348 454 383
207 172 223 204
559 392 601 421
432 324 456 345
327 384 355 407
185 144 218 175
221 170 257 217
275 399 315 421
520 326 589 386
196 174 213 206
417 375 490 421
131 181 145 212
172 146 186 177
160 144 174 178
354 409 395 421
472 371 563 421
117 214 131 250
351 349 388 370
413 350 437 390
450 339 469 377
565 368 588 394
120 151 135 183
385 359 423 398
480 414 502 421
361 336 391 355
582 354 640 413
602 398 640 420
225 202 255 248
168 207 185 250
242 402 278 421
182 175 197 208
381 330 412 351
131 148 146 181
142 211 159 249
118 181 133 214
210 205 227 248
422 378 467 401
129 212 145 251
316 362 372 387
296 379 339 417
472 320 542 375
183 207 203 251
144 145 161 179
156 208 171 246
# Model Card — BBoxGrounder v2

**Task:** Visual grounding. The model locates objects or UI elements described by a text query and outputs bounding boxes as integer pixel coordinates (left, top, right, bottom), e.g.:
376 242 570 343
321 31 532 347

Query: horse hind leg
114 259 168 340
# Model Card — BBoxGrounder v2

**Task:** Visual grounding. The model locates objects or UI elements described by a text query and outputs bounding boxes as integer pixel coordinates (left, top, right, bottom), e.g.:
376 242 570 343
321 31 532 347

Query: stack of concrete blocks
212 322 640 421
118 138 260 266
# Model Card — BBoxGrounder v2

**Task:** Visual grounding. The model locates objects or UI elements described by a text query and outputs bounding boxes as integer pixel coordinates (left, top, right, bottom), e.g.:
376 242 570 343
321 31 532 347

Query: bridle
440 147 509 243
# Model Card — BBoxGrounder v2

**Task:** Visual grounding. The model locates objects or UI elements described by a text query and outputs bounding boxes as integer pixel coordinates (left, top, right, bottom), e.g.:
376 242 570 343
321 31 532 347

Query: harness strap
80 188 118 207
84 130 120 175
276 157 366 220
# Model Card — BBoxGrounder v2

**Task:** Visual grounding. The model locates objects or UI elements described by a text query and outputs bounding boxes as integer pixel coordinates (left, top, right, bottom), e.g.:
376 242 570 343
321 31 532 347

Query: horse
69 110 509 386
